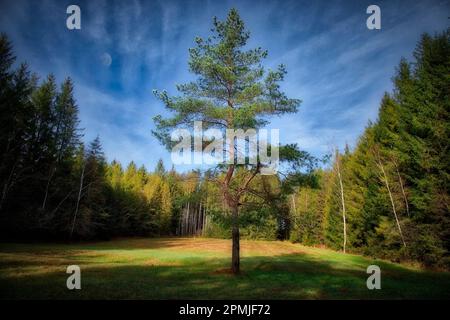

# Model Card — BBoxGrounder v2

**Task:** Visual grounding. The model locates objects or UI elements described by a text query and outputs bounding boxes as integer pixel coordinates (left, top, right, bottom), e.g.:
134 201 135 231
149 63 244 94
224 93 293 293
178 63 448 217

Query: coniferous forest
1 27 448 270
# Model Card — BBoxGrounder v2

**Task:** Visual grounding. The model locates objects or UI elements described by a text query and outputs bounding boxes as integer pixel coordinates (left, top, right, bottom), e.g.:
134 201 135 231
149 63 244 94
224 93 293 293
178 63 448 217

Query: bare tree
70 161 85 238
335 149 347 253
374 150 406 247
392 158 410 217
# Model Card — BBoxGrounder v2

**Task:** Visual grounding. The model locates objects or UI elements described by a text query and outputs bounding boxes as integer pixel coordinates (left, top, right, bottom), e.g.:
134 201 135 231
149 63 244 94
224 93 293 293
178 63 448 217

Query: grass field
1 237 449 299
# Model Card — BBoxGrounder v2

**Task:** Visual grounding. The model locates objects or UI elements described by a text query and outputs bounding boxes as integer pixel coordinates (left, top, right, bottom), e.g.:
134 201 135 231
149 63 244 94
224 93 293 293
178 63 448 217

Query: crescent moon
100 52 112 67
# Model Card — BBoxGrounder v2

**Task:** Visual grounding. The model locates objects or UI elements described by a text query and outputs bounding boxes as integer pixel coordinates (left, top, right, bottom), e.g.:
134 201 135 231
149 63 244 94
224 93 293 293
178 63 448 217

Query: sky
0 0 449 172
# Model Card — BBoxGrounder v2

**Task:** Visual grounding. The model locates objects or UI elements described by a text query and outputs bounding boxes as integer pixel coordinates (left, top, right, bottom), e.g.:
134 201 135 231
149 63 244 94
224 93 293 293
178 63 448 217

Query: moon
100 52 112 67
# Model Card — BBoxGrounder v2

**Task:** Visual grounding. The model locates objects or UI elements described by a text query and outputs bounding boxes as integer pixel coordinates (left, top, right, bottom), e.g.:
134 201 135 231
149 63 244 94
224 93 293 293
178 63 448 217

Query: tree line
0 34 205 240
289 30 449 268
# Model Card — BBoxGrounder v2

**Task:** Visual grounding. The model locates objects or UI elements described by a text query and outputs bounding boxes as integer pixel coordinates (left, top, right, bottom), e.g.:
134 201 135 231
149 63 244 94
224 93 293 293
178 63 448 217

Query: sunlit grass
0 237 449 299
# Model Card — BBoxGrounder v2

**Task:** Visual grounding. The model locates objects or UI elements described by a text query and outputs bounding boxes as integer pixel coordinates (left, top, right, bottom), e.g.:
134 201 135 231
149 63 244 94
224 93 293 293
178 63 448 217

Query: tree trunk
291 194 296 214
231 205 240 274
0 162 17 212
185 202 190 236
336 152 347 254
42 166 56 210
378 162 406 247
203 208 208 236
70 162 85 238
395 165 410 217
0 181 9 213
197 202 202 235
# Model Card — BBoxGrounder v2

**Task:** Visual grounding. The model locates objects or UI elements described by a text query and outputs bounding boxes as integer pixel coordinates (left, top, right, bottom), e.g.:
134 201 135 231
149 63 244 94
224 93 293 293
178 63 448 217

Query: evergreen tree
0 35 35 219
155 159 166 176
152 8 311 274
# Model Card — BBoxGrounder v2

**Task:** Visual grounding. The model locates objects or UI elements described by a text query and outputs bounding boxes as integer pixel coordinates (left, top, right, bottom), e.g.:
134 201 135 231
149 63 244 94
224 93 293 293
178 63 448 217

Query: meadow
1 237 449 299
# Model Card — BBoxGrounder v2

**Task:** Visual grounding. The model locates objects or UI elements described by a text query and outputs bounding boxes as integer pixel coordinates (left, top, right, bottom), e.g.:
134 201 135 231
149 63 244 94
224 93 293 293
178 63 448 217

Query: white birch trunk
395 165 410 217
70 162 85 238
336 152 347 254
378 161 407 247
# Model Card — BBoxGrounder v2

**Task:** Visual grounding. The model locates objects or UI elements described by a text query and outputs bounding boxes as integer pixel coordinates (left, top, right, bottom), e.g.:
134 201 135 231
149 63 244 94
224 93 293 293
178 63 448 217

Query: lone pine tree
152 9 305 273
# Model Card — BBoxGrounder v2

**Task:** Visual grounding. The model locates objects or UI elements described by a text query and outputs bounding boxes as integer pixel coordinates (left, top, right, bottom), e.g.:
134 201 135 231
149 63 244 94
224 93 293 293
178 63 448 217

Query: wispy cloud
0 0 448 170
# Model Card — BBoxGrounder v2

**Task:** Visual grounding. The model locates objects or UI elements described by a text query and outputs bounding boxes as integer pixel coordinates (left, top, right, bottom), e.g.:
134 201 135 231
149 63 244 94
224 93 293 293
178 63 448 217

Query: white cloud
1 0 448 171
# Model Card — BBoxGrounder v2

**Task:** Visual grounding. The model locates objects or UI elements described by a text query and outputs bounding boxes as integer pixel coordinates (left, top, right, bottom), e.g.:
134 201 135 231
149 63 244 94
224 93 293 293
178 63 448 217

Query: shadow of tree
1 251 449 300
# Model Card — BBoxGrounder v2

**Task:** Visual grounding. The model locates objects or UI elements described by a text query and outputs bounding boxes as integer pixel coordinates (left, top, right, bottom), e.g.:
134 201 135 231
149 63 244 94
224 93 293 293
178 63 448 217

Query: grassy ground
0 237 449 299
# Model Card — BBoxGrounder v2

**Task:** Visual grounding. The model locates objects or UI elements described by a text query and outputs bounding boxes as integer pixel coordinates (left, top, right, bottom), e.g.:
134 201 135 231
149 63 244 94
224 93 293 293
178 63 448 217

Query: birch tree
373 148 406 247
335 149 347 253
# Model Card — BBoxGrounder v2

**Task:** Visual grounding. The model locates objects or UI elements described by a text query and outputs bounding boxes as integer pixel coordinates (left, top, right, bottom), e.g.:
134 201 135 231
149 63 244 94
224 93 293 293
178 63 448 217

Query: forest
0 22 449 271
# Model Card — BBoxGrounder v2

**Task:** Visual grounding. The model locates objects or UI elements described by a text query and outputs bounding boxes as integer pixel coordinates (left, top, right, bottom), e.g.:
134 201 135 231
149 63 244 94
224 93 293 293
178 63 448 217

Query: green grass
0 237 449 299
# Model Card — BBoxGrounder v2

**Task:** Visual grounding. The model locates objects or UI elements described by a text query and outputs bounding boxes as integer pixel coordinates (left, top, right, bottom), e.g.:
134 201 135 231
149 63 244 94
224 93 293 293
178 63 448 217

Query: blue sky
0 0 449 171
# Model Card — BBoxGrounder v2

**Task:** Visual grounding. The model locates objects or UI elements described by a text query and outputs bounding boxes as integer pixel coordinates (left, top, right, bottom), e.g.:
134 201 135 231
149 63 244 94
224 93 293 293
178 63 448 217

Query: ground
0 237 449 299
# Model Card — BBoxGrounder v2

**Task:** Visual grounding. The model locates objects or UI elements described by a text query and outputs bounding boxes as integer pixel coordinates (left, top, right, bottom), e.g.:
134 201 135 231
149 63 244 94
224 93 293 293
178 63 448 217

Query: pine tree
0 35 35 217
152 9 310 273
155 159 166 176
